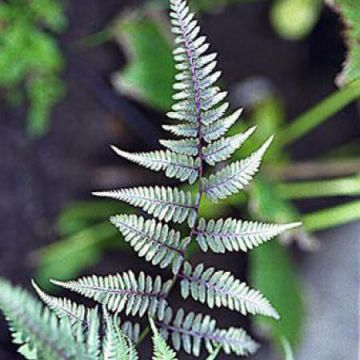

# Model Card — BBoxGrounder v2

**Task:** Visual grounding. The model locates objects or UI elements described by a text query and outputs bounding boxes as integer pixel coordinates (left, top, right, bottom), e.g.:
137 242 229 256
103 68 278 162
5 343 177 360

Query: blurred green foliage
250 240 304 348
270 0 322 40
0 0 66 136
328 0 360 86
112 9 175 110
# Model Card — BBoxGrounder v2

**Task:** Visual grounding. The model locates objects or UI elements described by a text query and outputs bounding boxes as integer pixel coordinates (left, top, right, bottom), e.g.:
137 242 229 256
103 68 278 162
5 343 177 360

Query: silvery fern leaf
157 307 258 357
202 109 243 143
169 0 230 131
150 318 178 360
111 147 199 184
159 138 198 156
196 218 302 253
103 309 139 360
32 280 91 327
162 122 198 138
0 278 89 360
86 310 102 360
203 127 256 166
110 215 190 273
164 108 243 143
121 321 141 345
180 262 279 319
203 136 274 201
93 186 198 227
51 271 171 319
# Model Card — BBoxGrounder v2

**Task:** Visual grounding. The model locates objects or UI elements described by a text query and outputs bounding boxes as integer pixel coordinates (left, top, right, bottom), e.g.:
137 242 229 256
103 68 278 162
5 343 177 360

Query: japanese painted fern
0 0 301 358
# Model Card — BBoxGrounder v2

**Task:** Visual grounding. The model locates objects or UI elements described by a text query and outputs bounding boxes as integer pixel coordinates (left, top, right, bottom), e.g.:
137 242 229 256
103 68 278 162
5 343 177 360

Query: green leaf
34 222 119 287
327 0 360 86
112 8 175 110
250 240 304 349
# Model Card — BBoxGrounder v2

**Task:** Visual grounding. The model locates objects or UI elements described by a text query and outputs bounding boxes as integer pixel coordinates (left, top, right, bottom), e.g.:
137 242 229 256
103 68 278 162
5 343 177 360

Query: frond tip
32 280 90 326
150 318 178 360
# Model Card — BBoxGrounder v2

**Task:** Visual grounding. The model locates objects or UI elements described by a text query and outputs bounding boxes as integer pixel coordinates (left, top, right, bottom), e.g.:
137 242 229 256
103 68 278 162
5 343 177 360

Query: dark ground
0 0 358 359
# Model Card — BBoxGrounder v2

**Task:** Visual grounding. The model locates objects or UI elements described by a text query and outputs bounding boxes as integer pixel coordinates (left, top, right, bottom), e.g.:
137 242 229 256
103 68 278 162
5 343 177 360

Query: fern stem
278 79 360 147
264 159 360 181
277 174 360 199
303 199 360 231
138 1 207 343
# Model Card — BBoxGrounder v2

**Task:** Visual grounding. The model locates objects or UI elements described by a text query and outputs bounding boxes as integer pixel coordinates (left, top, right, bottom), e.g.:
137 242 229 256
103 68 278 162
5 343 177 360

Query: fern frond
0 278 89 360
203 126 256 165
150 318 178 360
103 309 139 360
112 147 199 184
180 262 279 319
32 280 91 326
157 307 258 357
51 271 171 319
196 218 302 253
202 109 243 143
121 321 141 344
168 0 240 136
86 311 101 360
163 122 198 138
110 214 190 273
205 345 222 360
163 108 243 143
159 138 198 156
203 136 274 201
93 187 198 227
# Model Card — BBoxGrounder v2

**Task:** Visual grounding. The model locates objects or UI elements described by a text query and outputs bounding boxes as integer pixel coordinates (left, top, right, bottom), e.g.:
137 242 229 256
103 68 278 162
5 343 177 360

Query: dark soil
0 0 358 359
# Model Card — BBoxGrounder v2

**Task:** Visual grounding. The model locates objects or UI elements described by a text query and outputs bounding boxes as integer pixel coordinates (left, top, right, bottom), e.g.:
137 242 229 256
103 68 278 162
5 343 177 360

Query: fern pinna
0 0 301 358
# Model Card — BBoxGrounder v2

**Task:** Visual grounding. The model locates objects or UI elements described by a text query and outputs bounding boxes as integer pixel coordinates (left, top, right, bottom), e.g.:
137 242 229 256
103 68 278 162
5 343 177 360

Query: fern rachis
0 0 301 358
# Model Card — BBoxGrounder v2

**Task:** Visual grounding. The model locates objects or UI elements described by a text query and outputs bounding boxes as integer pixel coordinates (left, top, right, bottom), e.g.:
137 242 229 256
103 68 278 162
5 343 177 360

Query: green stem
277 174 360 199
303 200 360 232
278 80 360 147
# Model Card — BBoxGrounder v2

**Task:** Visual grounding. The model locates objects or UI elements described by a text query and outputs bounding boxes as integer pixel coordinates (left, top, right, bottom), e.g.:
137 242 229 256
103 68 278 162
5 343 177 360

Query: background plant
0 0 66 137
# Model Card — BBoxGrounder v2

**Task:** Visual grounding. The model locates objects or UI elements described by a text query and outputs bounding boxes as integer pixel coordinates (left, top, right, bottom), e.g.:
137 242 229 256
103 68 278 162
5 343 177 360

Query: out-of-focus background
0 0 359 359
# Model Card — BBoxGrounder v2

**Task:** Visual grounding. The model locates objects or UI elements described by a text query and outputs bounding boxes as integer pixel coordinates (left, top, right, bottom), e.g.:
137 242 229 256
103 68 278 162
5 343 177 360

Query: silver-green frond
202 109 243 143
163 108 243 143
110 214 190 273
180 262 279 319
203 136 274 201
196 217 302 253
93 186 197 227
159 138 198 156
0 277 89 360
51 271 171 319
111 147 199 184
102 309 139 360
164 0 244 147
203 126 256 165
149 318 178 360
32 280 90 326
158 307 258 357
